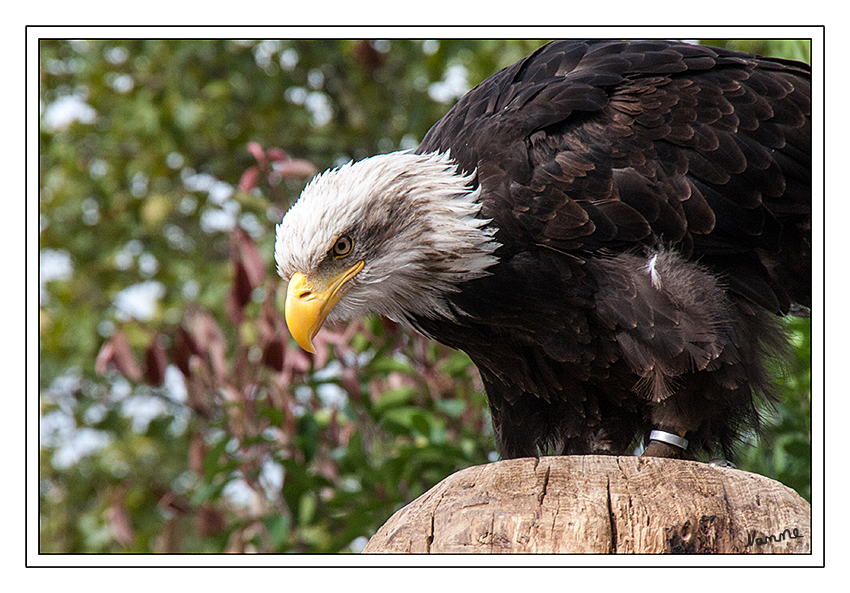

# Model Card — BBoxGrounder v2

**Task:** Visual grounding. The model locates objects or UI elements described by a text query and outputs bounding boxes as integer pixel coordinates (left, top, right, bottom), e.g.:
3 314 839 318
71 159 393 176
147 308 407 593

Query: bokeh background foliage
38 39 812 553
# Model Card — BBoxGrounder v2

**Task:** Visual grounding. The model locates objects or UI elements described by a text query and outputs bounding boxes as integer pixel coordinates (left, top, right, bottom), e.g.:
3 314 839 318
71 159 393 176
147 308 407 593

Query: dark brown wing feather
419 39 810 311
414 40 811 460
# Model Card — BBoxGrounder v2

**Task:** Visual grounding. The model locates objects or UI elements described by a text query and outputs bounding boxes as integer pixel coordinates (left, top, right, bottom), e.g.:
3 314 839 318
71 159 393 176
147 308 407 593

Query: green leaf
440 351 474 377
262 515 291 550
373 387 417 414
369 356 415 376
297 414 320 464
298 493 317 525
381 407 421 432
410 412 432 437
435 399 465 418
145 416 172 439
190 482 225 507
784 438 811 459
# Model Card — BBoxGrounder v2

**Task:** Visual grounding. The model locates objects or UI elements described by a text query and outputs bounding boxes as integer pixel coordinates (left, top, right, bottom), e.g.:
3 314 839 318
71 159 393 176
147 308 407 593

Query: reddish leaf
273 158 319 179
107 484 134 547
259 287 289 373
173 326 200 377
327 407 340 444
353 40 384 73
246 141 266 169
309 321 358 369
232 260 253 309
238 165 261 193
243 383 259 424
144 334 168 386
340 367 362 402
112 330 142 381
231 227 265 299
189 310 228 382
261 336 285 372
221 383 246 438
286 347 312 375
155 517 182 553
95 340 114 376
315 457 339 482
184 373 211 418
189 432 206 475
157 489 193 515
196 505 226 537
95 330 142 382
266 147 288 162
309 330 332 369
225 284 244 326
258 286 282 340
339 422 356 448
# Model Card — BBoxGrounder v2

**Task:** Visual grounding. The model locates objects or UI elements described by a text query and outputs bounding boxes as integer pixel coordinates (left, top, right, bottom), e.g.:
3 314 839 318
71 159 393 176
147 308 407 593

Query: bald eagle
275 40 811 461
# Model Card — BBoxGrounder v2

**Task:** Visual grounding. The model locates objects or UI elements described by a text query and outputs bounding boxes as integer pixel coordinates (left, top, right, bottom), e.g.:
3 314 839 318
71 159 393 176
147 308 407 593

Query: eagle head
274 151 499 352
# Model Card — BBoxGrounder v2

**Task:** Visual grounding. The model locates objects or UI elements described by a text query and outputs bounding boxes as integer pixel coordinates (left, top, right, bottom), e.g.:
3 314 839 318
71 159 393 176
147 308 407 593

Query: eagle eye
332 235 353 258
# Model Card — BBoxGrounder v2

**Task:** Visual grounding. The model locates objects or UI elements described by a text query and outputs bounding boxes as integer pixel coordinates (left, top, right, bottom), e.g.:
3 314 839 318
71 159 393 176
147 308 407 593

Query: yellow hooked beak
284 260 364 353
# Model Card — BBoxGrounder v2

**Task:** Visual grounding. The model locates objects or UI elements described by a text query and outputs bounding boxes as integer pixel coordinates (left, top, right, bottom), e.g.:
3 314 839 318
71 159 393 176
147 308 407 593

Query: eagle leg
641 440 694 460
641 429 695 461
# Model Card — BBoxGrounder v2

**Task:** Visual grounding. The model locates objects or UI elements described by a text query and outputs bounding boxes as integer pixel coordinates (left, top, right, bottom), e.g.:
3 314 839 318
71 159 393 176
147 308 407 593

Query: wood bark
363 456 811 554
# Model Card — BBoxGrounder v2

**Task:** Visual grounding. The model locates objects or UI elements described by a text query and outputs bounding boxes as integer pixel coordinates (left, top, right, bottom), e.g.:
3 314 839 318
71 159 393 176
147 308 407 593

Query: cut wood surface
363 456 811 554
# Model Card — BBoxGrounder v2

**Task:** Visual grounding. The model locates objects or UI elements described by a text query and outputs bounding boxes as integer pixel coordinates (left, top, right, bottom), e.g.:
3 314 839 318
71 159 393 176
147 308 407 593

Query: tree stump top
363 456 811 554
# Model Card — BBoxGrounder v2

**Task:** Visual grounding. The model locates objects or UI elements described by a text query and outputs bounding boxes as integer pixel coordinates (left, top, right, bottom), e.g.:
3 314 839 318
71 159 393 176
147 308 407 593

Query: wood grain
363 456 811 554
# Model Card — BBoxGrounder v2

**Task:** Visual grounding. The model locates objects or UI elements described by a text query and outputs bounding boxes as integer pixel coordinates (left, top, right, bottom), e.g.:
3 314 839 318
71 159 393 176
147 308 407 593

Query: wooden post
363 456 811 554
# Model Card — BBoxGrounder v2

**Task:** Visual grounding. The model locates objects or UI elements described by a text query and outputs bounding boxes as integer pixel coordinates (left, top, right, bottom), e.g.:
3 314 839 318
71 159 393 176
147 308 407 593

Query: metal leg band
649 430 689 451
